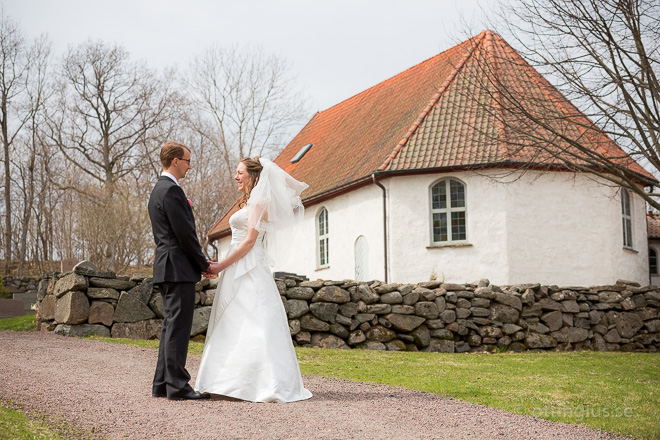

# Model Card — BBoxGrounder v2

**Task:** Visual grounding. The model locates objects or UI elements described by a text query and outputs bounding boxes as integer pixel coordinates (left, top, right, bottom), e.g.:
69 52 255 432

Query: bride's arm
215 227 260 272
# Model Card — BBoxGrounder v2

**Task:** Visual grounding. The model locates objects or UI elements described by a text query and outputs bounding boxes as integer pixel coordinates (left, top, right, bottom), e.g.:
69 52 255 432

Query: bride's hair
238 156 263 208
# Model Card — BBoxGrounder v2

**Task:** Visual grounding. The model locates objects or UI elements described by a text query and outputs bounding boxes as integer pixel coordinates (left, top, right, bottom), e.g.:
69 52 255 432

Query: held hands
203 228 257 279
202 261 224 278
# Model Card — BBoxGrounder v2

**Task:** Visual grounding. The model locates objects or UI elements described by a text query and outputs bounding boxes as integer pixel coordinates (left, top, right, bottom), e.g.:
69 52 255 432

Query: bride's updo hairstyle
238 156 263 208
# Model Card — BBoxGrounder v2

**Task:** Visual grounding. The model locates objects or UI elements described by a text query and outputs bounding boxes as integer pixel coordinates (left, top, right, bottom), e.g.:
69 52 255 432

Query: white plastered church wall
388 170 649 285
273 184 385 281
216 170 649 286
501 172 648 285
386 171 510 284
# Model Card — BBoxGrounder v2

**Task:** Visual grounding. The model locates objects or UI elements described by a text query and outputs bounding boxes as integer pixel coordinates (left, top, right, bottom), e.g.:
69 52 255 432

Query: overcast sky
2 0 494 114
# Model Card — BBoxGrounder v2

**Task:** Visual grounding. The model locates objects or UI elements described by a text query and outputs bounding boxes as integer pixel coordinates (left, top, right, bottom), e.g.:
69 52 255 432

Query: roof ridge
378 31 489 171
483 32 511 161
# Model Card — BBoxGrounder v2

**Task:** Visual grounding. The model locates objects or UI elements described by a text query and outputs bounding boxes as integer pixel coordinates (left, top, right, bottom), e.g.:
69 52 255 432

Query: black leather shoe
167 390 211 401
152 392 167 398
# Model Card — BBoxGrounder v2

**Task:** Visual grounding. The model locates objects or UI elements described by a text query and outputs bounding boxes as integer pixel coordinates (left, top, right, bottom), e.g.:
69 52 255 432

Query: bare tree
0 12 40 274
33 143 62 272
186 44 309 177
13 35 50 275
0 24 310 274
460 0 659 208
48 40 179 200
46 40 180 269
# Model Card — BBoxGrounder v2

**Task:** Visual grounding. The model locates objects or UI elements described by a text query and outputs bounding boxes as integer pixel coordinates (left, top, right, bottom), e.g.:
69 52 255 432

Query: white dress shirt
161 171 179 186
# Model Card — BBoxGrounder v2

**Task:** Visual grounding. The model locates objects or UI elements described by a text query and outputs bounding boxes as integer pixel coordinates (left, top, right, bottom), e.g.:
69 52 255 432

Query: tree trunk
17 146 36 276
2 96 11 275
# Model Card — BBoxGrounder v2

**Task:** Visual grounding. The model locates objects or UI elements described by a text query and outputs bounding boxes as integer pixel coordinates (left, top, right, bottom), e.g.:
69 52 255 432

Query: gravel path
0 331 631 440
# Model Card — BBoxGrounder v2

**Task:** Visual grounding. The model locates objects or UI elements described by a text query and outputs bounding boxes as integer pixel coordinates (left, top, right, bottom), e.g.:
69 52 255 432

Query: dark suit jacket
148 176 209 283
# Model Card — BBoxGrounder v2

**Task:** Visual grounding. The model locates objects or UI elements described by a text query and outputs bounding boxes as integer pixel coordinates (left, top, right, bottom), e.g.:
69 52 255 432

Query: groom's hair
160 142 190 168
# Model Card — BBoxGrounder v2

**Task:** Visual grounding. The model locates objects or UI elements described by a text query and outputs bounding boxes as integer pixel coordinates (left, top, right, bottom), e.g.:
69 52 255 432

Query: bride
195 157 312 403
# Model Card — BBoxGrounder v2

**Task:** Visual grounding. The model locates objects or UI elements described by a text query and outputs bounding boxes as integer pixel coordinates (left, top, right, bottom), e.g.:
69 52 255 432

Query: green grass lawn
1 315 659 439
0 404 67 440
296 348 660 440
0 314 37 332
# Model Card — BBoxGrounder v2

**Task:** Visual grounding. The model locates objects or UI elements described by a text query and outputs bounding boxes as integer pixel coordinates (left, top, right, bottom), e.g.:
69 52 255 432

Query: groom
148 141 219 401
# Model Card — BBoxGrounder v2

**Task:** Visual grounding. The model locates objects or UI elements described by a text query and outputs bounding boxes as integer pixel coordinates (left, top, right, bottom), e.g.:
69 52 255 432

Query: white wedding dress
194 207 312 403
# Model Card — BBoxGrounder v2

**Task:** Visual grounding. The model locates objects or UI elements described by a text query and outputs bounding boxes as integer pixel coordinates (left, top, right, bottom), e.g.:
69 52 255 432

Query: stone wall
280 277 659 352
1 275 39 316
2 275 39 293
34 267 660 352
35 264 217 340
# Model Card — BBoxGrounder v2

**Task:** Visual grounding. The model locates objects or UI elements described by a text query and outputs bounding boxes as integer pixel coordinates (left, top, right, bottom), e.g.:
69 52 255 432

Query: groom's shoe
167 390 211 401
152 392 167 398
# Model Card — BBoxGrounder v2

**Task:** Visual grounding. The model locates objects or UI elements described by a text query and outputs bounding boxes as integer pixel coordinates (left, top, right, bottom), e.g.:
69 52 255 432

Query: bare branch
185 44 310 176
460 0 660 210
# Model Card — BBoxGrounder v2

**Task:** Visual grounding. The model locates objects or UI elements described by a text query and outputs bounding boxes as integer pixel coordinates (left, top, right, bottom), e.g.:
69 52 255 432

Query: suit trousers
152 281 196 396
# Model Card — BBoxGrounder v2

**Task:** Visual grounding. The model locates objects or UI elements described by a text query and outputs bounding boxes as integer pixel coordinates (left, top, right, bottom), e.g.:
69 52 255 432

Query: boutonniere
187 198 195 210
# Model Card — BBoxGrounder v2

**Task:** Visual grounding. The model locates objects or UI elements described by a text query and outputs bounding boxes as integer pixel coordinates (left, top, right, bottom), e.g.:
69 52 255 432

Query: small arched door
354 235 369 281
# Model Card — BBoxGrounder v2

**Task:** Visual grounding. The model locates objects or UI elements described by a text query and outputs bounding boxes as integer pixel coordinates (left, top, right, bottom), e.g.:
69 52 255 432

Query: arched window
621 189 633 248
430 178 467 244
650 248 658 276
317 207 329 267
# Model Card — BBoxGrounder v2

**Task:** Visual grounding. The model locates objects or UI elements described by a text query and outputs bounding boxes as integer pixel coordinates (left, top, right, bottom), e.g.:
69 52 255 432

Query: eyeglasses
177 158 191 165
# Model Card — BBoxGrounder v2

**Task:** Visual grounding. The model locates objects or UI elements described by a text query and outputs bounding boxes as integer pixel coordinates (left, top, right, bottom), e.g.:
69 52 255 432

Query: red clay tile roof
649 213 660 239
381 31 654 177
208 30 656 241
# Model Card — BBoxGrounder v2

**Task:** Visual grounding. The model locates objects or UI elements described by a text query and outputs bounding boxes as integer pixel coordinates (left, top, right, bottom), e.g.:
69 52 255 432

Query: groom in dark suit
148 141 219 400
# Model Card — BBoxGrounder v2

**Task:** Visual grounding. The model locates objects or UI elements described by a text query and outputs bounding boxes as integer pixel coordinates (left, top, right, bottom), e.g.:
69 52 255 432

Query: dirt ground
0 331 630 440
